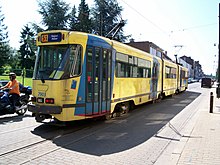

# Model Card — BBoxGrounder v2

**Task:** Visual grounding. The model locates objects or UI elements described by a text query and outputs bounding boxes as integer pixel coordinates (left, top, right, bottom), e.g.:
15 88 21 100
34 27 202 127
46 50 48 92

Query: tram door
86 46 112 115
179 68 183 87
151 58 159 99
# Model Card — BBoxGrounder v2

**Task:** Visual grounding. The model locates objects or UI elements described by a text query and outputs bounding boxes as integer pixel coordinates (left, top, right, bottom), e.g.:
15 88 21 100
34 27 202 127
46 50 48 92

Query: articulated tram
28 30 188 123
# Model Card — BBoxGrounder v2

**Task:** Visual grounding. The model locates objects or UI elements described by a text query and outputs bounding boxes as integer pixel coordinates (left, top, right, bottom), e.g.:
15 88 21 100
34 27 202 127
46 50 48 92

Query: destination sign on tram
41 33 62 43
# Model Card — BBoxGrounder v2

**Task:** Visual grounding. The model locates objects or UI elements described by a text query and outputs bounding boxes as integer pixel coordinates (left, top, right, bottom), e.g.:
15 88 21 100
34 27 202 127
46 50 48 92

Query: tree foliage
18 24 36 69
0 6 10 67
76 0 92 33
38 0 70 30
91 0 127 41
69 5 78 31
36 0 128 41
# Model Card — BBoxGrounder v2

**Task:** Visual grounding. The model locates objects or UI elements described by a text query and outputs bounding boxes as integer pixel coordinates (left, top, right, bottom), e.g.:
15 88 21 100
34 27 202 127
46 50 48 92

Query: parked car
201 78 213 88
188 78 193 84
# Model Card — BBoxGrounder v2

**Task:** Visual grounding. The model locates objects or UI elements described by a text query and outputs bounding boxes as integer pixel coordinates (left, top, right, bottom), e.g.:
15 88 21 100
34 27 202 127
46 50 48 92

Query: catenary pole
217 3 220 98
218 3 220 83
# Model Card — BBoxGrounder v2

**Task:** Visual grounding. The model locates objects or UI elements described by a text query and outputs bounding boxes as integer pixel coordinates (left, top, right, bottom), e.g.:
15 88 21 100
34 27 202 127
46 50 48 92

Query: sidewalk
154 86 220 165
176 88 220 165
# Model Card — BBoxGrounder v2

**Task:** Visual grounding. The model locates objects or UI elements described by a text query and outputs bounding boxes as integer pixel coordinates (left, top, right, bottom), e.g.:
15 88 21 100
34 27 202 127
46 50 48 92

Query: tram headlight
37 97 44 103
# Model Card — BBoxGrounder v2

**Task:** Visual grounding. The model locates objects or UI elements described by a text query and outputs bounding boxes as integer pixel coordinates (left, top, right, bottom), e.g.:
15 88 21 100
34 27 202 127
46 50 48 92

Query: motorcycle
0 85 32 116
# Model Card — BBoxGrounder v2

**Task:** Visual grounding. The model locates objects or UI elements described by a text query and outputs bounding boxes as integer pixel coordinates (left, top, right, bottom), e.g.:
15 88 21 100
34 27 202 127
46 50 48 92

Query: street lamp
22 43 31 85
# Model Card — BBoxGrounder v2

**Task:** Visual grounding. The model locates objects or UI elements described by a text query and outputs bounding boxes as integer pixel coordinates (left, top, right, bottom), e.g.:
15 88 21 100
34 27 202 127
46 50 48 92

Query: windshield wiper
41 75 45 83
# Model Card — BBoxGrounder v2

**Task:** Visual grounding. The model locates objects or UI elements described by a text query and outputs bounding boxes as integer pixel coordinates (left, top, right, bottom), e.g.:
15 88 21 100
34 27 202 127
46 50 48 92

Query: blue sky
1 0 219 75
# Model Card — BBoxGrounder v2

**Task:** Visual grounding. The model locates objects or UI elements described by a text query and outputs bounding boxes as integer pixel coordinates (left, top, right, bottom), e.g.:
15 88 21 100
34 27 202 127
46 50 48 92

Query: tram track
21 119 123 165
0 116 126 165
0 118 112 158
0 124 40 135
0 127 81 157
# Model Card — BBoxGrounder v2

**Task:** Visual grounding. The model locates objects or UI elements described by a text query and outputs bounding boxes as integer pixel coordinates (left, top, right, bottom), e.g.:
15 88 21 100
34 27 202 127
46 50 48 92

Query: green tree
7 48 20 68
31 23 45 34
38 0 70 30
91 0 128 41
69 5 78 31
76 0 92 33
18 24 36 69
0 6 10 68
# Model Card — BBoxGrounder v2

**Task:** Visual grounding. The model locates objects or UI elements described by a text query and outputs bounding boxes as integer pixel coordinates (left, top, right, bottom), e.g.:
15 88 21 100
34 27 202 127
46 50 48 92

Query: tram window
171 68 177 79
138 67 144 77
117 62 126 77
128 56 133 64
116 53 128 63
103 50 107 79
181 70 186 78
108 52 112 100
126 64 132 77
103 50 108 101
146 60 151 68
133 66 138 77
74 47 82 75
128 65 133 77
116 62 132 78
165 66 177 79
152 62 158 78
115 62 119 77
87 48 93 102
115 52 152 78
94 48 100 102
95 48 100 78
53 52 61 68
165 66 171 78
184 71 187 78
138 58 145 67
133 57 138 65
137 67 150 78
137 58 151 78
146 61 151 78
70 45 82 76
43 49 52 68
146 68 151 78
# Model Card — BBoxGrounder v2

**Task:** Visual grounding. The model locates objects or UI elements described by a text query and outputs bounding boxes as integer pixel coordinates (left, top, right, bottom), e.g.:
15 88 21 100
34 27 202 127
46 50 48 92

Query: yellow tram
28 30 188 123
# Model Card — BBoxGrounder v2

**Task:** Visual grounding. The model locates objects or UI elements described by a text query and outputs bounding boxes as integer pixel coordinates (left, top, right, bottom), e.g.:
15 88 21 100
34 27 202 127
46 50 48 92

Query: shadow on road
32 91 201 156
0 113 32 125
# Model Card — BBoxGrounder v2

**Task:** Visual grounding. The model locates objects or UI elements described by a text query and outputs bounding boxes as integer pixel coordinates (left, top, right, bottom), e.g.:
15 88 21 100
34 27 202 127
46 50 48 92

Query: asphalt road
0 82 210 165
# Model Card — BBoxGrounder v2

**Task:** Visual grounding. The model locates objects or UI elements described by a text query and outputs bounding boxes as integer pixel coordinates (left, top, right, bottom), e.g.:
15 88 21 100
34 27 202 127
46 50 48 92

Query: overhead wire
119 0 217 35
119 0 168 35
171 23 217 33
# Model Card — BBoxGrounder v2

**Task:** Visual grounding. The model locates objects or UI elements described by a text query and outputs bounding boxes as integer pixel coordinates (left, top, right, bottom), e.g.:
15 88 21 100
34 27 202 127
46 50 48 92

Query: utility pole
216 3 220 98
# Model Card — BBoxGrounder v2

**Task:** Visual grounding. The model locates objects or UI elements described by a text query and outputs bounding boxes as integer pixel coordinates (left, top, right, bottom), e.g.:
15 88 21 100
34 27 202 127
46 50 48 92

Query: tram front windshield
33 45 82 80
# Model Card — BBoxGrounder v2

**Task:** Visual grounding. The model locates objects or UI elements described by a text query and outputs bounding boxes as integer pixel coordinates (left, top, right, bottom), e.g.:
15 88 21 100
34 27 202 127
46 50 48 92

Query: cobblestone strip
177 106 220 164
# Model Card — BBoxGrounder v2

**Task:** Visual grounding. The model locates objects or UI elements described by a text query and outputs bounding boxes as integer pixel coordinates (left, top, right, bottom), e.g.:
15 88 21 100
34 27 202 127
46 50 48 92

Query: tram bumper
27 102 62 114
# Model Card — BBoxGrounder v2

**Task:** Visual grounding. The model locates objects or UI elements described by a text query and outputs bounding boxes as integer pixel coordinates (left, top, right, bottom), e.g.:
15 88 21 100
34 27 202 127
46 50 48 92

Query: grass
0 75 33 87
